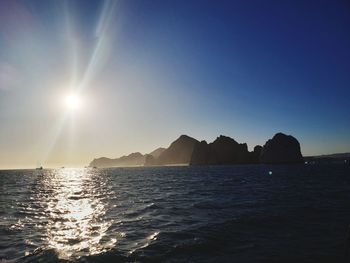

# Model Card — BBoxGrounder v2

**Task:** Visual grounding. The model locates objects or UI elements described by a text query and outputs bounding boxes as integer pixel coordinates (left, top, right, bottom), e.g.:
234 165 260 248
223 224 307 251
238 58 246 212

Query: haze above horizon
0 0 349 169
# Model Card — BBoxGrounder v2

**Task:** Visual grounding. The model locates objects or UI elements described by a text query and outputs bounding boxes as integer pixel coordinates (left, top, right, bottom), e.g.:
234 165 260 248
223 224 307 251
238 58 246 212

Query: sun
65 94 81 110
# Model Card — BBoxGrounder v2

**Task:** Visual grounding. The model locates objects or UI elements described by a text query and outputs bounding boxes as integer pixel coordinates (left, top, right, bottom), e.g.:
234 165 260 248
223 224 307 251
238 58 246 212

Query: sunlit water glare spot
37 169 114 260
1 166 350 262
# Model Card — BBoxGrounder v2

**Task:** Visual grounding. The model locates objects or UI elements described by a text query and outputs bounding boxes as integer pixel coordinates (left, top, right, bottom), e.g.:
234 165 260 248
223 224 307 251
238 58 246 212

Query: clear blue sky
0 0 349 168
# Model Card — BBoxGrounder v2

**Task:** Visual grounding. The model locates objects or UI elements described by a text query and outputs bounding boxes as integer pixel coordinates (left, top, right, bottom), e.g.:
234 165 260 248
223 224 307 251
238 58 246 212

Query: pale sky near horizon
0 0 349 169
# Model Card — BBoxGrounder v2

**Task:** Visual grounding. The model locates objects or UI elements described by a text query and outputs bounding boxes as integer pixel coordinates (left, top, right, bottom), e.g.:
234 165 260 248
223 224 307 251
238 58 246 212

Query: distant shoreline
2 160 350 171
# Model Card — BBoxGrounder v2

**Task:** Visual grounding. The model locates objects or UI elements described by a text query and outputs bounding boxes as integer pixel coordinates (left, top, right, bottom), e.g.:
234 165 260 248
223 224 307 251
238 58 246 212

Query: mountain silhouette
190 135 253 165
260 133 303 164
145 135 198 166
89 132 304 167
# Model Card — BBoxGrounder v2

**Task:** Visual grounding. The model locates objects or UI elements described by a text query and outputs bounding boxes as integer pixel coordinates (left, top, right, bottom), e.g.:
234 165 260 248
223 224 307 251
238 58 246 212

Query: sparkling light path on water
39 168 115 259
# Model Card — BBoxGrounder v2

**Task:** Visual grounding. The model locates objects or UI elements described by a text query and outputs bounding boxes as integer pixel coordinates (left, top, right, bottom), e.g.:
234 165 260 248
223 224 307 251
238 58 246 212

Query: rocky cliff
145 135 198 165
190 135 257 165
89 132 304 167
89 152 145 168
260 133 303 164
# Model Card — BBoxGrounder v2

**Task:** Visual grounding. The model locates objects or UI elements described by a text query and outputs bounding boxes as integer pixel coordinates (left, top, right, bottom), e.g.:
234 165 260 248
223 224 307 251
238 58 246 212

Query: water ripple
0 165 350 262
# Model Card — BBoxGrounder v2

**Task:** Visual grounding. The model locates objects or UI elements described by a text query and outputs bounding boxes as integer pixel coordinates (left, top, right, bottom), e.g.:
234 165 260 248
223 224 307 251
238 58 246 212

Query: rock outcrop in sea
145 135 199 166
148 147 166 159
251 145 263 162
260 133 303 164
89 132 304 167
89 148 166 168
89 152 145 168
143 147 166 166
190 135 252 165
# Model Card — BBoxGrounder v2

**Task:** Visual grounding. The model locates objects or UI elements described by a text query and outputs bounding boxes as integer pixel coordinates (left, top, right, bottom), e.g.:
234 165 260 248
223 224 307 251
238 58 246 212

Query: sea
0 164 350 263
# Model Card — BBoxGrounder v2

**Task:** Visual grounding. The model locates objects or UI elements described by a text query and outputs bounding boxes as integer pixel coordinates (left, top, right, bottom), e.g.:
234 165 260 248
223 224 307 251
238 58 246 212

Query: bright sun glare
65 94 81 110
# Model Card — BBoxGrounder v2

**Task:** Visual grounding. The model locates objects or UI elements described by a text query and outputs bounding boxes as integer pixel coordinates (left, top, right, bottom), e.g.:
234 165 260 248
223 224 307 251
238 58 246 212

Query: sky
0 0 349 168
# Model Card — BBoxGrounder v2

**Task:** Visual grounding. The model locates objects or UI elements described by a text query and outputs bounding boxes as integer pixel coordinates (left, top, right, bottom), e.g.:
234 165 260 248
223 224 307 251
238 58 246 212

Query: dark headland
89 132 305 168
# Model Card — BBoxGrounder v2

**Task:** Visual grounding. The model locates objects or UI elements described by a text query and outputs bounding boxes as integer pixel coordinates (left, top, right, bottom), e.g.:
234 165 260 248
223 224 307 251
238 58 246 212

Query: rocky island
89 132 304 167
89 148 165 168
260 133 303 164
144 135 198 166
190 135 258 165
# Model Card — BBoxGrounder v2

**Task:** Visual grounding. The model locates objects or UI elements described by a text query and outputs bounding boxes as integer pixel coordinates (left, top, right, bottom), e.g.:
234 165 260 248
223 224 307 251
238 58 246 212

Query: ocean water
0 164 350 262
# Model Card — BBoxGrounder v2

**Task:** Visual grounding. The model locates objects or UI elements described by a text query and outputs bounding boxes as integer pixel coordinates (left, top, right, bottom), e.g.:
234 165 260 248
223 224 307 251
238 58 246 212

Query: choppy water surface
1 165 350 262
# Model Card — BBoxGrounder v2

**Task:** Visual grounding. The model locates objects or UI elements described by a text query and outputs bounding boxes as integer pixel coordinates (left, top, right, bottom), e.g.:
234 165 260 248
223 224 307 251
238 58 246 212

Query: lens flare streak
41 0 117 165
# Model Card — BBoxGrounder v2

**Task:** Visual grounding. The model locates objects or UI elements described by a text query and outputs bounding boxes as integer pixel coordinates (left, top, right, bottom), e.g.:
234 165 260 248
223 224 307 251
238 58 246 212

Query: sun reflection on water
42 168 115 260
